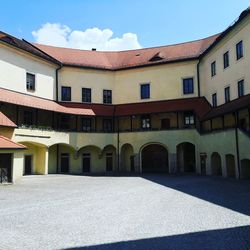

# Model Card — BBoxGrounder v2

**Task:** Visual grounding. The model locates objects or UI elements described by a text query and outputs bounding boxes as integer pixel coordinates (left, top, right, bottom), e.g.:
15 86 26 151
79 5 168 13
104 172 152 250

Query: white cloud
32 23 142 51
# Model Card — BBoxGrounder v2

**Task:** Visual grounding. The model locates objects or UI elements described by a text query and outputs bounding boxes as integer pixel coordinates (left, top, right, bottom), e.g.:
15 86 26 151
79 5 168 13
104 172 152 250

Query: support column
44 147 49 175
133 153 140 173
221 154 227 178
206 153 212 175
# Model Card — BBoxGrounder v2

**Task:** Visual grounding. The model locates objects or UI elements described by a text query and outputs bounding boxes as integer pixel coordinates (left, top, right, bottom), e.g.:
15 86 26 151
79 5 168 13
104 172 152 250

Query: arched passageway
211 152 222 176
120 144 134 172
176 142 196 173
102 145 116 172
20 141 48 175
48 143 75 174
141 144 168 173
226 154 236 178
78 145 102 173
241 159 250 179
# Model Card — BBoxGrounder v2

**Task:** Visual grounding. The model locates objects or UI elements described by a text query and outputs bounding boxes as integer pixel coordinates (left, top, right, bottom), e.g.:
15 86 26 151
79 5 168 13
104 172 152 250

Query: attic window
149 52 165 62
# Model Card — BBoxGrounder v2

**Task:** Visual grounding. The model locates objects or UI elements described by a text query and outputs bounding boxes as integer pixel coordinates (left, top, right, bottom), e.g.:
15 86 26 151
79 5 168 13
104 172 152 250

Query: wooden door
61 153 69 173
24 155 32 175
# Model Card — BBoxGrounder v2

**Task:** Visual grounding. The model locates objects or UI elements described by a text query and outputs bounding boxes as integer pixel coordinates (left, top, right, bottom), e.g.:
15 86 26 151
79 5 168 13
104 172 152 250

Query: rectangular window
61 87 71 101
211 61 216 77
184 113 195 125
140 83 150 99
238 80 244 98
26 73 35 91
141 115 151 130
236 40 243 60
103 119 112 132
212 93 217 107
23 111 33 125
82 88 91 103
183 78 194 94
225 87 230 103
103 90 112 104
82 118 92 132
223 51 229 69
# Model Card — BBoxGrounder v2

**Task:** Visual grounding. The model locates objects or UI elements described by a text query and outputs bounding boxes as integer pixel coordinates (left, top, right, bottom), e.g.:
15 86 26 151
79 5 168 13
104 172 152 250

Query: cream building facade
0 7 250 183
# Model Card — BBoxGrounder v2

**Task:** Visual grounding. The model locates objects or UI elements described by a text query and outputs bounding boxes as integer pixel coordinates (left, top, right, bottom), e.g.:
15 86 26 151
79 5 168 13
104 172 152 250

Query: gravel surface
0 174 250 250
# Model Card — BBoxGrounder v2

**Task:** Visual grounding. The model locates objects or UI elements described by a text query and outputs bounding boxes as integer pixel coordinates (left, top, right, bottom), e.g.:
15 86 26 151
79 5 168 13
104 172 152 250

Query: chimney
92 48 96 51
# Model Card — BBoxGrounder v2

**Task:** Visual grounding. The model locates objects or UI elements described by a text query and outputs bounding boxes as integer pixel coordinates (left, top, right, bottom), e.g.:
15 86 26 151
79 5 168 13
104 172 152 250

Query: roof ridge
33 33 220 53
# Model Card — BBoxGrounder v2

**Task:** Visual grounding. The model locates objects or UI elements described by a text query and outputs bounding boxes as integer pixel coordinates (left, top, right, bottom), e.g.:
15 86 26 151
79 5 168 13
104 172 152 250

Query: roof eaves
199 7 250 59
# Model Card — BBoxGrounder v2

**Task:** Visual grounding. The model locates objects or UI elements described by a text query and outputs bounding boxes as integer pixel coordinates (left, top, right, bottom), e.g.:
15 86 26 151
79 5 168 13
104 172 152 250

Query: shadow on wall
142 174 250 216
64 226 250 250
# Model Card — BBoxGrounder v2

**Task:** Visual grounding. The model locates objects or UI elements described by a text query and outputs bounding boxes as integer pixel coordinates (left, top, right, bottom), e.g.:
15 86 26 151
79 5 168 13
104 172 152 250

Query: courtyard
0 174 250 250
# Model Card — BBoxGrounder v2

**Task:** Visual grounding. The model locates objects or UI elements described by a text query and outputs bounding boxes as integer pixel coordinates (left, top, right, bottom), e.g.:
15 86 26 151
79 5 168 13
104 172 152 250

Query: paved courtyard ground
0 174 250 250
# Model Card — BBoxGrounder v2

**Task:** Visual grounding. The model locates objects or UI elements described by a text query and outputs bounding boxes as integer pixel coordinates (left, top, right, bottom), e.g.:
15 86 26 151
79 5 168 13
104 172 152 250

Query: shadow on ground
142 174 250 216
65 225 250 250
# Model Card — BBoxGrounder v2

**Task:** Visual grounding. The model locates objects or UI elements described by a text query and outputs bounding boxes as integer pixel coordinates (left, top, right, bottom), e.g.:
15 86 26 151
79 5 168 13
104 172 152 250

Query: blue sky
0 0 249 50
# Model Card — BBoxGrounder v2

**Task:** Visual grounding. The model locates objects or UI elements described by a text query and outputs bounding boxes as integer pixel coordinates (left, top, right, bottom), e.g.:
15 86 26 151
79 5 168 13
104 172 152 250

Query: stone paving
0 174 250 250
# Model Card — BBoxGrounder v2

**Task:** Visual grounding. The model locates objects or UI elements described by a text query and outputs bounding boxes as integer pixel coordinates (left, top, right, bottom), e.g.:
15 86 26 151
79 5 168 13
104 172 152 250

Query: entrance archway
241 159 250 179
211 152 222 176
141 144 168 173
225 154 236 178
48 143 75 174
176 142 196 173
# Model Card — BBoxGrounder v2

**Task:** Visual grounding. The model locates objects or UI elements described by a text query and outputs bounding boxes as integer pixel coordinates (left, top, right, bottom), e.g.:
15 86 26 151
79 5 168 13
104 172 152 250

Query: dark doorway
211 152 222 176
106 153 113 172
177 143 196 173
0 153 12 183
61 153 69 173
24 155 32 175
82 153 91 173
141 144 168 173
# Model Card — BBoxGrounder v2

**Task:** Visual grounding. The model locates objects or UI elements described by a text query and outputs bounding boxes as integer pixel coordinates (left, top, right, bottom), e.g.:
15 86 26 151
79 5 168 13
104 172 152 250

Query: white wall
0 43 57 100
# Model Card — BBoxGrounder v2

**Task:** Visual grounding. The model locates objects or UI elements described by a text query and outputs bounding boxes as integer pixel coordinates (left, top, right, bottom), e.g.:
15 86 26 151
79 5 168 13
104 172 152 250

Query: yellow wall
59 60 198 104
0 42 57 100
200 15 250 106
59 67 115 103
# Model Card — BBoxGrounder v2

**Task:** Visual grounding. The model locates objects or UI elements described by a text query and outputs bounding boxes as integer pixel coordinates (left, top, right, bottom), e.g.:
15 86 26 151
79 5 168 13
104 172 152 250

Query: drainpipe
234 111 241 179
56 65 62 102
197 59 201 97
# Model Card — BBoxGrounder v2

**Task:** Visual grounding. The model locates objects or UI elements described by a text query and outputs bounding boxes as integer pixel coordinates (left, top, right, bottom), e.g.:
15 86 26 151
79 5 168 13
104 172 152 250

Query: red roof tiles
0 88 211 118
0 88 95 116
115 98 211 118
34 34 219 70
0 135 26 150
0 111 17 127
202 94 250 120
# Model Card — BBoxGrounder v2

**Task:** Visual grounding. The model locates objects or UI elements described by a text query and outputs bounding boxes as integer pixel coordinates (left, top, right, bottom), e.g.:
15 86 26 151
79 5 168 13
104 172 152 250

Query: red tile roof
0 111 17 127
115 97 211 118
60 102 115 116
34 34 219 70
0 135 26 150
202 94 250 120
0 88 95 116
0 88 211 118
